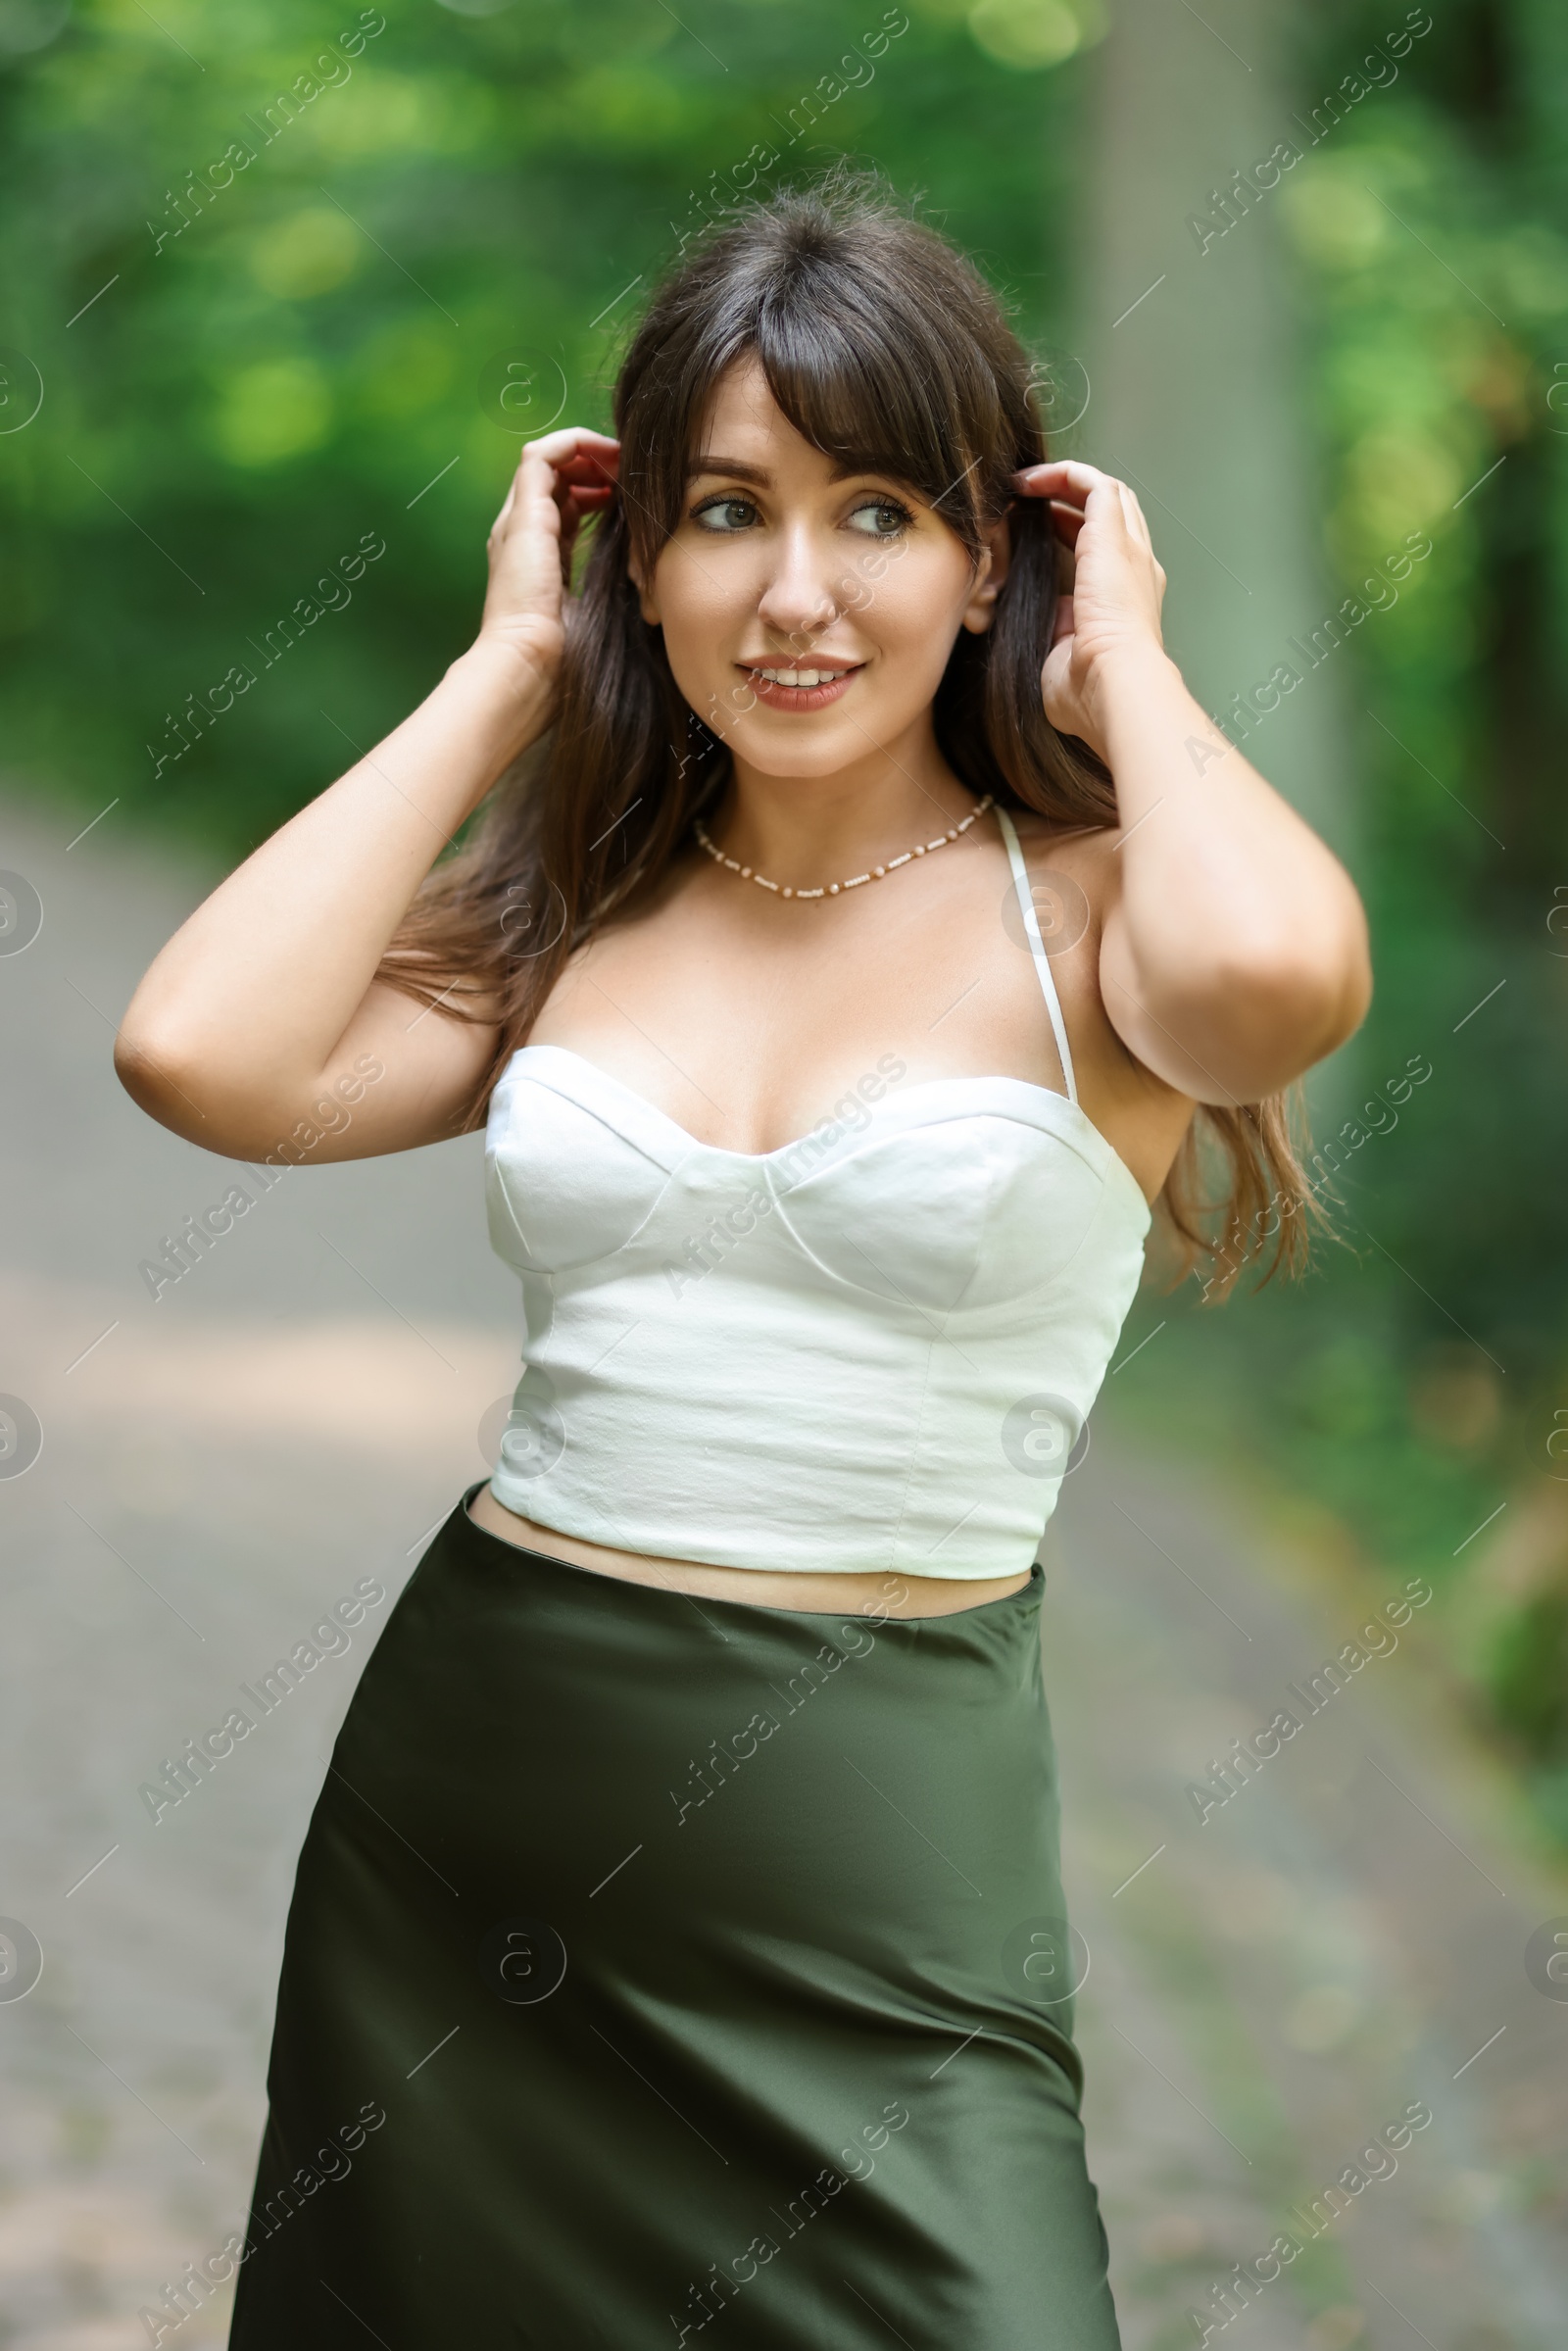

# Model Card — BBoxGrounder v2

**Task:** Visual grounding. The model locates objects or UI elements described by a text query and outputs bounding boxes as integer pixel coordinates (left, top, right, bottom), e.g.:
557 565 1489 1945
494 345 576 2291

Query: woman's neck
711 723 982 894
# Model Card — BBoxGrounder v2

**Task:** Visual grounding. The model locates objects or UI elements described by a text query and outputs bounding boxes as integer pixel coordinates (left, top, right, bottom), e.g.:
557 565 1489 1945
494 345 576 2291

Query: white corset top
483 808 1152 1580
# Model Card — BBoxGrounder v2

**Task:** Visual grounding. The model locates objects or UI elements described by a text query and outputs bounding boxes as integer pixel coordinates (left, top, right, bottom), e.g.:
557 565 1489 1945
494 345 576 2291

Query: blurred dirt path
1054 1439 1568 2351
1 792 1563 2350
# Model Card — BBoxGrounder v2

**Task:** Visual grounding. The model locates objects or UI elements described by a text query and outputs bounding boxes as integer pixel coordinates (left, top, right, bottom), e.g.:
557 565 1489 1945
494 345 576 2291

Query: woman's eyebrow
689 456 771 485
688 456 917 490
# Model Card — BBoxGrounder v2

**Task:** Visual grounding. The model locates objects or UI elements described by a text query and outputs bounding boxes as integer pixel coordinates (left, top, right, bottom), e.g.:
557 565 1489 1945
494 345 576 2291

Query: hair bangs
747 285 994 554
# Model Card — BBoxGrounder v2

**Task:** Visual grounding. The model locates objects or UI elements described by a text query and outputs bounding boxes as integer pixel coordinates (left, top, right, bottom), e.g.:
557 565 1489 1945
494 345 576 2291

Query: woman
118 181 1369 2348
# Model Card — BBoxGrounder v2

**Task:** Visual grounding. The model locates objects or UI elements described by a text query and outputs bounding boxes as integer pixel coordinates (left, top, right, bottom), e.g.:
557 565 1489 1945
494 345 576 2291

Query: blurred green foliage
3 0 1567 1834
0 0 1087 850
1109 1 1568 1850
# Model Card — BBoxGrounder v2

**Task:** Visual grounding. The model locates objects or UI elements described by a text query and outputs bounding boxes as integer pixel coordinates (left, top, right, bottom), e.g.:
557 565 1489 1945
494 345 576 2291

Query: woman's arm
114 428 619 1161
1015 459 1372 1105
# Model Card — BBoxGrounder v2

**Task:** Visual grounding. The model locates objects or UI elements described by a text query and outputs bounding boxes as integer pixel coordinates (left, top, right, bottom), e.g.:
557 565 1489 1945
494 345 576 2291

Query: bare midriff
465 1481 1032 1619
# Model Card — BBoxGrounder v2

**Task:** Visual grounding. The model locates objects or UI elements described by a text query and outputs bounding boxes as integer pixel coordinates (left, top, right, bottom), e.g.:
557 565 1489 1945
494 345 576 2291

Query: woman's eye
847 500 911 538
694 497 758 533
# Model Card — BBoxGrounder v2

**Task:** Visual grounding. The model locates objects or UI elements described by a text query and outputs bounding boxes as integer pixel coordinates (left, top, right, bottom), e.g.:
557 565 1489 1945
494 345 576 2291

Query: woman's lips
738 661 862 711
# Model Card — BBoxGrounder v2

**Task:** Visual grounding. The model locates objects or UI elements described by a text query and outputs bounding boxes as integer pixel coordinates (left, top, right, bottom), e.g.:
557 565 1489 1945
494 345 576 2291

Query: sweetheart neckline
501 1043 1155 1221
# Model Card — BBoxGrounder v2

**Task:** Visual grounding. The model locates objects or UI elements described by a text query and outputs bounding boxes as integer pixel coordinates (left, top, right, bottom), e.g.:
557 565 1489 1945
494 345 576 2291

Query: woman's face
635 358 1005 778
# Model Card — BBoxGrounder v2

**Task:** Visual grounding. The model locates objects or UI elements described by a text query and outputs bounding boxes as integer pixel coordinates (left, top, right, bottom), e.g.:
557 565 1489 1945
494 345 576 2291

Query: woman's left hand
1012 460 1168 759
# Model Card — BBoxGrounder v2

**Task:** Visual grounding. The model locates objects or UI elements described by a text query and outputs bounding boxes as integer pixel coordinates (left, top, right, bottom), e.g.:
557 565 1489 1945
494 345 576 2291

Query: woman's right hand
476 427 620 694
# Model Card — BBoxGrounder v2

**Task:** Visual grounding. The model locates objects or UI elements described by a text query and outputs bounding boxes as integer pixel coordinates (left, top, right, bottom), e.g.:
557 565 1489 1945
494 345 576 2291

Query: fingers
1117 481 1155 554
489 450 561 547
530 436 617 529
1012 458 1117 503
490 428 618 550
1013 459 1140 528
521 424 621 458
1015 459 1162 567
521 426 621 482
487 480 517 544
1014 463 1115 544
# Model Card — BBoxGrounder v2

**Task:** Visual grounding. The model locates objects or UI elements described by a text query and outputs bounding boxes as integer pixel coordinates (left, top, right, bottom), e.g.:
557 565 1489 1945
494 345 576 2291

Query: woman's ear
627 547 661 626
960 511 1011 635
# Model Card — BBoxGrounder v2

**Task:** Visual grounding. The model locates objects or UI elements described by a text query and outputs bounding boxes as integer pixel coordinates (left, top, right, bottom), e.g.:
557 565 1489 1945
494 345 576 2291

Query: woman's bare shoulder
1006 806 1196 1135
1007 807 1124 915
1008 805 1119 855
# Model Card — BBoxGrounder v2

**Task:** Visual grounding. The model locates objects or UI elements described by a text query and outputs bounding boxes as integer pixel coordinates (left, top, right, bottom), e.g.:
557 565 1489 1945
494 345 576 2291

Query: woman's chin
723 729 877 781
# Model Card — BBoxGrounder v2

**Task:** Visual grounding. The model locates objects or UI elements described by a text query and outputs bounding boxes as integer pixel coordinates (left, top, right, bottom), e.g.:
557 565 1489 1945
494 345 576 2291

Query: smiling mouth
740 661 863 709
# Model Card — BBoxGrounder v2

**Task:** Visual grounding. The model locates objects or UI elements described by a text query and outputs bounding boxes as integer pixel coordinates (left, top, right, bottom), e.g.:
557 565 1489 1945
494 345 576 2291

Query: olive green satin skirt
228 1484 1119 2349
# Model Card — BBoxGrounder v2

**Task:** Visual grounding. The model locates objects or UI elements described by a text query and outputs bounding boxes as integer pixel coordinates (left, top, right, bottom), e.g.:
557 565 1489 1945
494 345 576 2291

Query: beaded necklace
693 795 995 901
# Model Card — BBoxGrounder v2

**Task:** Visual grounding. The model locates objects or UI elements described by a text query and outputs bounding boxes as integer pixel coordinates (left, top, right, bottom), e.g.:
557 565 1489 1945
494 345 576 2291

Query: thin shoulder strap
994 805 1078 1105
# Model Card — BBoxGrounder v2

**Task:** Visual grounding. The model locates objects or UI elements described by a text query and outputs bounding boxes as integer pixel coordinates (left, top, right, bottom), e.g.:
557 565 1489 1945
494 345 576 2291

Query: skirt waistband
452 1479 1045 1636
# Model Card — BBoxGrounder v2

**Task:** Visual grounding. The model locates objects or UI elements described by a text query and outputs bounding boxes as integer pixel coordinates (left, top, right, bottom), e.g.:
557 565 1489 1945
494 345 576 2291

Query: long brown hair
376 172 1320 1298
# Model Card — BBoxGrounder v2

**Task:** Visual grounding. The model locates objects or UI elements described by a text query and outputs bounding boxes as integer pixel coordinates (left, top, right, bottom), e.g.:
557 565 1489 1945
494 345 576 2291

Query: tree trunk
1077 0 1352 864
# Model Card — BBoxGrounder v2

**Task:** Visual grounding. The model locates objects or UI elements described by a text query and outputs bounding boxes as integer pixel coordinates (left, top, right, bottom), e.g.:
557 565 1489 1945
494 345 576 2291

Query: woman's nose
755 523 840 647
